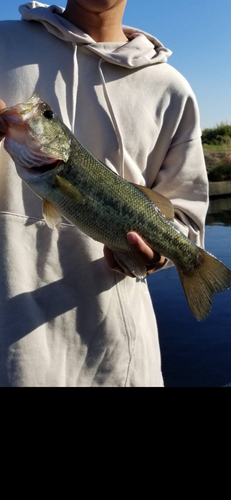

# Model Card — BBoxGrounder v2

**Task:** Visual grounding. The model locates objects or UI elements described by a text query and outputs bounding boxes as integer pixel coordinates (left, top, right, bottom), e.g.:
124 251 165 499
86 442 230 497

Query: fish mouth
2 94 70 170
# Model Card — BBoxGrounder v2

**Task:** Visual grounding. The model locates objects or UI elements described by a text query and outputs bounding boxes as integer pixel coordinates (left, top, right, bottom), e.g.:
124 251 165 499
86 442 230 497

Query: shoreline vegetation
202 124 231 197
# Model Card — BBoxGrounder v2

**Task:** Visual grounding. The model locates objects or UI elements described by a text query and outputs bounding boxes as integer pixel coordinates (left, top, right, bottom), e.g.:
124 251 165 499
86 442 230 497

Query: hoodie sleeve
153 88 209 253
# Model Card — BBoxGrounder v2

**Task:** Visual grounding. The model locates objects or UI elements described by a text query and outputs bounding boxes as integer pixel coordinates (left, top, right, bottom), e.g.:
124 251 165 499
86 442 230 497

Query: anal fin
113 250 147 280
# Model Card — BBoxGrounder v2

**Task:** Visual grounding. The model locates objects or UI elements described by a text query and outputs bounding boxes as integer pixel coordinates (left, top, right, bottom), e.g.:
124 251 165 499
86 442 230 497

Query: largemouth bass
1 94 231 321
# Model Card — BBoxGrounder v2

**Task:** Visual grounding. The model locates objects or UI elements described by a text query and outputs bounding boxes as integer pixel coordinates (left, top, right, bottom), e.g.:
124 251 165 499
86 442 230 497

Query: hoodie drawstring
72 43 78 132
98 58 125 178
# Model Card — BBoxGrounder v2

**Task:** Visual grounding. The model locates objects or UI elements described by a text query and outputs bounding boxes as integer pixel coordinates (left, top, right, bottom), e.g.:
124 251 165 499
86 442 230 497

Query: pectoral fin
113 250 147 280
131 183 174 221
56 175 83 203
42 200 62 229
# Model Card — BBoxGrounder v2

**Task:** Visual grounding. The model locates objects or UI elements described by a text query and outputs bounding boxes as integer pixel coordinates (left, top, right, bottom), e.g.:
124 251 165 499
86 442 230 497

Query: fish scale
37 151 199 268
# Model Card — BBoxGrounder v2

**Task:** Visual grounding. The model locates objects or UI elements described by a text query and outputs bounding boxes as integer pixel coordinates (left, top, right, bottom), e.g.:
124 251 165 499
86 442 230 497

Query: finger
127 231 166 271
0 100 7 139
127 232 154 261
146 254 167 274
0 99 6 111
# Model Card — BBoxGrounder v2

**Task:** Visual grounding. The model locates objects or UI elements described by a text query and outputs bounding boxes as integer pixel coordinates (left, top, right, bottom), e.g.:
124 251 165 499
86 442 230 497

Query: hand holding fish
104 232 166 277
0 99 7 140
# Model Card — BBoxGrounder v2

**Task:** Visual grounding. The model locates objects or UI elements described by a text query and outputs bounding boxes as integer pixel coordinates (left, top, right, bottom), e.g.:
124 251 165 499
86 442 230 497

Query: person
0 1 208 387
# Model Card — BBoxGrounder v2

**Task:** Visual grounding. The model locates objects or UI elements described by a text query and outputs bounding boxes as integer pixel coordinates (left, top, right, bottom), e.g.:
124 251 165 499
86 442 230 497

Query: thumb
0 99 6 111
0 99 7 139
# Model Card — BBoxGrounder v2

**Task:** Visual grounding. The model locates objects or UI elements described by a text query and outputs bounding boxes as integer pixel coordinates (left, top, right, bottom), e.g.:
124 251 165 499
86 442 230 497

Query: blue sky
1 0 231 129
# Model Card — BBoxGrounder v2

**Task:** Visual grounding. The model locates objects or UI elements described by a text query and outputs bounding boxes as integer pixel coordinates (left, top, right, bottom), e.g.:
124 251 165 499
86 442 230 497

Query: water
148 196 231 387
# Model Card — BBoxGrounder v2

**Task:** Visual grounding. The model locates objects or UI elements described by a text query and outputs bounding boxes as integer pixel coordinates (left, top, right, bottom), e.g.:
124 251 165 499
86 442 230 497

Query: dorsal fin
130 183 174 220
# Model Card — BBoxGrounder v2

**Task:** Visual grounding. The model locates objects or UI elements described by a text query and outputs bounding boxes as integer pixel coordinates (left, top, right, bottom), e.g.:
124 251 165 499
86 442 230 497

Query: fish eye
43 109 54 119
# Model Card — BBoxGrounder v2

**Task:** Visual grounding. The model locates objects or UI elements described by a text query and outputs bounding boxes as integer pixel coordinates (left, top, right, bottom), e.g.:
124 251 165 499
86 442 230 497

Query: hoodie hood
18 2 172 178
19 2 172 68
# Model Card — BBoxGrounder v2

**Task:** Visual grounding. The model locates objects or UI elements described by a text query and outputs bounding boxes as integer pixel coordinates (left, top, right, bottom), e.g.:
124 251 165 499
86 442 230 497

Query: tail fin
177 248 231 321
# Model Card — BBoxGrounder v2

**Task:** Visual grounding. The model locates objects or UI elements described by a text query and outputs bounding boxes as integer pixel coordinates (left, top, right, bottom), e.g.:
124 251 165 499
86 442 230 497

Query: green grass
202 123 231 148
208 163 231 181
202 124 231 182
203 144 231 152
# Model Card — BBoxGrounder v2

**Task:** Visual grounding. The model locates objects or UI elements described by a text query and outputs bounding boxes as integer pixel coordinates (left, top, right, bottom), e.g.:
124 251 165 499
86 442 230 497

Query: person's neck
61 1 128 42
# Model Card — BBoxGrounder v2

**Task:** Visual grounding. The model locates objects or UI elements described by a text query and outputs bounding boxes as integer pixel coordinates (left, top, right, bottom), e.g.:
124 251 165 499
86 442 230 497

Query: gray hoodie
0 2 208 387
